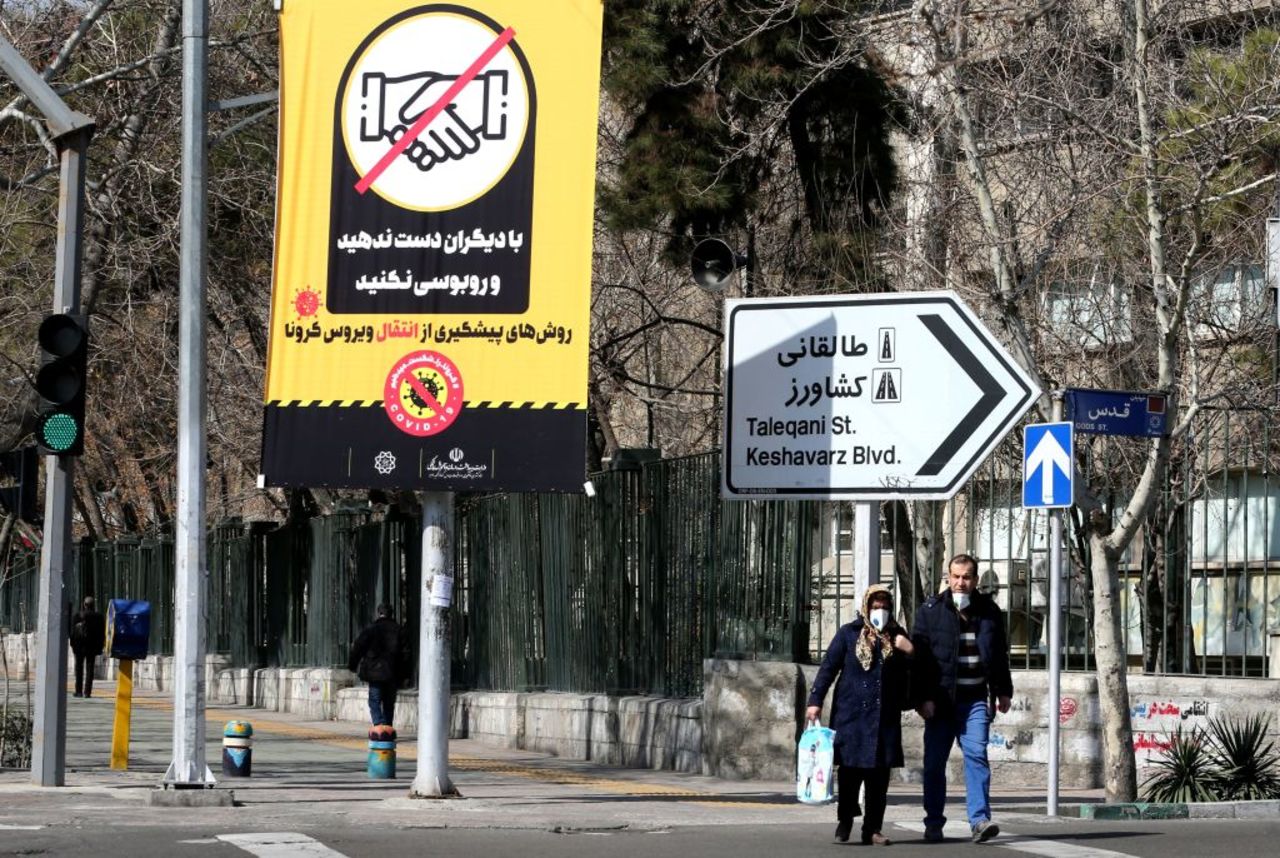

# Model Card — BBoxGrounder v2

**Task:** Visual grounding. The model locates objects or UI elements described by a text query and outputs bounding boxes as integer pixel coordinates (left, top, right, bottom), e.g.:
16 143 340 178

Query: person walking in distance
70 596 106 698
911 554 1013 844
806 584 915 845
348 603 411 726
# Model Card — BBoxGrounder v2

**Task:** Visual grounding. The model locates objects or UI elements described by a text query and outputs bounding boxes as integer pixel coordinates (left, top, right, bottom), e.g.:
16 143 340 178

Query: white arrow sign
1027 429 1070 505
722 291 1040 500
1022 422 1073 509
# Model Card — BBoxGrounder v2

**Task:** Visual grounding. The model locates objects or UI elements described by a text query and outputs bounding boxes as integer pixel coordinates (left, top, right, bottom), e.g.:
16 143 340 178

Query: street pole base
161 761 217 788
409 778 462 799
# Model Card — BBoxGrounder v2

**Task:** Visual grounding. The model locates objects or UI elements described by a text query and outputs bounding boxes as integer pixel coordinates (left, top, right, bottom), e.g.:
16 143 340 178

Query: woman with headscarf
806 584 915 845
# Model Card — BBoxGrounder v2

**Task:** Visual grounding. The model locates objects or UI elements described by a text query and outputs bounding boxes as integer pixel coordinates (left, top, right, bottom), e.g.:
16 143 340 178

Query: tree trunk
884 500 942 627
1089 529 1137 802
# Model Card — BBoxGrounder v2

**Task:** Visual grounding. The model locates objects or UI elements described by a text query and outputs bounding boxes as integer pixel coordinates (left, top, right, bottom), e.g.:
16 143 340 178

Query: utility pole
411 491 459 797
0 36 95 789
163 0 214 787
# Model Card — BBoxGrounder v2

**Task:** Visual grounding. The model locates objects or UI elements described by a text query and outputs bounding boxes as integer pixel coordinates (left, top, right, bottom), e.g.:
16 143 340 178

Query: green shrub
1 710 32 769
1206 713 1280 801
1141 714 1280 803
1140 726 1221 803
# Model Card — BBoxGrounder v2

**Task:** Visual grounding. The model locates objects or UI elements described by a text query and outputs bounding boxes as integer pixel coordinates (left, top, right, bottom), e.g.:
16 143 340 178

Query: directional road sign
1023 422 1073 509
722 291 1041 500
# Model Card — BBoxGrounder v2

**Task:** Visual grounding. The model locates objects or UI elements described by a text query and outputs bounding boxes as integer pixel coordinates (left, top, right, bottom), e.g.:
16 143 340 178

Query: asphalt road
5 818 1280 858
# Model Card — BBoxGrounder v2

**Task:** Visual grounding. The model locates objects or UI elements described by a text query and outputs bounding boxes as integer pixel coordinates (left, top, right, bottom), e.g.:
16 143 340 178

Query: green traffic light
39 412 80 452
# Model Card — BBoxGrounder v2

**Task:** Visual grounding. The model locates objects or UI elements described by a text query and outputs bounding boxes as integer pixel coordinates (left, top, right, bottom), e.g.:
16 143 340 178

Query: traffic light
0 446 40 524
34 313 89 456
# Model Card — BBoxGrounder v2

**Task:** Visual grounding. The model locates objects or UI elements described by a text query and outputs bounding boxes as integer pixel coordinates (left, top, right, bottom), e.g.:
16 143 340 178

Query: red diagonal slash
355 26 516 195
406 371 442 412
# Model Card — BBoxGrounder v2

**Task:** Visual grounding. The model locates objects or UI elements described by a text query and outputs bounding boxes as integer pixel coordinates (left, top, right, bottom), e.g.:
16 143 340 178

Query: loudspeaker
690 238 744 291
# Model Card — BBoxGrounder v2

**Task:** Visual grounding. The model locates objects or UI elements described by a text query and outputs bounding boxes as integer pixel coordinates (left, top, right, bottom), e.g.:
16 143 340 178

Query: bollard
222 720 254 777
367 724 397 779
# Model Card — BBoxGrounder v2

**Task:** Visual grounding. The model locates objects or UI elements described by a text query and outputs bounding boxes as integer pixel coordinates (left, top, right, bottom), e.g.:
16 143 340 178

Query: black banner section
327 4 537 315
261 402 585 492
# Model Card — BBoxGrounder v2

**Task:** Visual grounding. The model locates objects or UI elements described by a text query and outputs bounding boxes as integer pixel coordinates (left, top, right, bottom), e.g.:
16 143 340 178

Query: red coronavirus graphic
293 287 320 318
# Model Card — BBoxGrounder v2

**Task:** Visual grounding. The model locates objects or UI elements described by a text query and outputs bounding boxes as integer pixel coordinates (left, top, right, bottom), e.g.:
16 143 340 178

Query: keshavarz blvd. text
744 445 897 467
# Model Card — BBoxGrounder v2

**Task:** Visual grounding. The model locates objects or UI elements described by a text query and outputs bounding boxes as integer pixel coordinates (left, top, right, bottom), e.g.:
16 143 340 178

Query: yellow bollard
110 658 134 769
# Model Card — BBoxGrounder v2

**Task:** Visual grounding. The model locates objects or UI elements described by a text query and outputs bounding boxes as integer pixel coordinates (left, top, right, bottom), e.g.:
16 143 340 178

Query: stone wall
330 686 705 773
702 660 1280 787
0 632 35 679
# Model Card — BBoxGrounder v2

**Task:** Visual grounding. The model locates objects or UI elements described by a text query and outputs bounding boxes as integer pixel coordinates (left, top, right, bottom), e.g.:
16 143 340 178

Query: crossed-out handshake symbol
359 69 511 171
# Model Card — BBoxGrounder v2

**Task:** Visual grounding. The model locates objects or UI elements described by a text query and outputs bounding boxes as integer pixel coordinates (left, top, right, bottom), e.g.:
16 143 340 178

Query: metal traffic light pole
0 37 95 788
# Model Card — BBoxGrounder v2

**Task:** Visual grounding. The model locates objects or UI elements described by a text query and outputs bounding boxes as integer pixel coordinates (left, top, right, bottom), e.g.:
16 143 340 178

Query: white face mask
869 608 890 630
953 592 971 611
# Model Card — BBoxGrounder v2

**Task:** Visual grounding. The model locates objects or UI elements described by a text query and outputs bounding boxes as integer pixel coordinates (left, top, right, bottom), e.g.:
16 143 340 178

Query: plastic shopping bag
795 723 836 804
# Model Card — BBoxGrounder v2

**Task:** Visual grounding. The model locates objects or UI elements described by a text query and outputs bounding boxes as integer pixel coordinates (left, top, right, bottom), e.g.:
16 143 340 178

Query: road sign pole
1047 394 1064 816
853 502 880 597
411 490 459 798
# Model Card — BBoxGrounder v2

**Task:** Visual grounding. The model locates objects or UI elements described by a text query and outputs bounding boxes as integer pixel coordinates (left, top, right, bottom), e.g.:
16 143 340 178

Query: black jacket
348 617 410 684
70 610 106 656
910 590 1013 710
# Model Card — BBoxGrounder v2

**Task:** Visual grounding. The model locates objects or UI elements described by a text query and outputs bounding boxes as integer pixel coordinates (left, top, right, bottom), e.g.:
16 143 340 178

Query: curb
1080 803 1188 820
1079 800 1280 820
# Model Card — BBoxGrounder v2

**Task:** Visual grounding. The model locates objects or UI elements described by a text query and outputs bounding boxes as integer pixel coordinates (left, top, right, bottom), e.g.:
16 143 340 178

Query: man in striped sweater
911 553 1013 844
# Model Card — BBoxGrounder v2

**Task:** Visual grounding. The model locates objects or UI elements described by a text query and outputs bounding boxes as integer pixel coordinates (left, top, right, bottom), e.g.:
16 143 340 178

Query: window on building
1044 269 1132 348
1193 264 1267 340
1189 470 1280 564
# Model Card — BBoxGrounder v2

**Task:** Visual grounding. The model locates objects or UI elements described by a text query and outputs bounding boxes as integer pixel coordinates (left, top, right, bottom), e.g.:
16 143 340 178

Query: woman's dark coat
806 619 912 769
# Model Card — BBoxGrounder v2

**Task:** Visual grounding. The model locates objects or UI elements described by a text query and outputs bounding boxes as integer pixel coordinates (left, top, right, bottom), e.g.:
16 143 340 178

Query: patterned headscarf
855 584 896 670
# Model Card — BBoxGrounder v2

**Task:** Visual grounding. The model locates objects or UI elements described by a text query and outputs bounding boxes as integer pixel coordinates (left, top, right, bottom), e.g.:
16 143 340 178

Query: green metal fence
5 413 1277 693
457 453 815 697
812 409 1280 678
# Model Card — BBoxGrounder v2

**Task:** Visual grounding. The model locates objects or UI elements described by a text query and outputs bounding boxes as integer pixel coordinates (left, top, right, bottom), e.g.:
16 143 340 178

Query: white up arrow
1027 430 1071 505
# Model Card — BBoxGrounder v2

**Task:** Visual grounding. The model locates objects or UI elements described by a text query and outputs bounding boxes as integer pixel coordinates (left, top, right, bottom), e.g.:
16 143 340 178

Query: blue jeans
368 682 397 726
922 697 991 829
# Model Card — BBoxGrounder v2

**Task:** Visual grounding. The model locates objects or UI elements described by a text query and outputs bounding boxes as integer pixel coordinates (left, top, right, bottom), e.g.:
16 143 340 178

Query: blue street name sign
1023 422 1073 509
1064 388 1167 437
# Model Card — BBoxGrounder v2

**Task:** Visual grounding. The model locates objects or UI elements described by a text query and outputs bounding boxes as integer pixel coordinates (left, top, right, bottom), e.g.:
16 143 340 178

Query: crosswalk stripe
215 832 350 857
895 822 1138 858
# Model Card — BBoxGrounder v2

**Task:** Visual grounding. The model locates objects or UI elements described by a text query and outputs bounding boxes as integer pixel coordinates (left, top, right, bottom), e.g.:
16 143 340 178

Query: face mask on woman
869 608 890 630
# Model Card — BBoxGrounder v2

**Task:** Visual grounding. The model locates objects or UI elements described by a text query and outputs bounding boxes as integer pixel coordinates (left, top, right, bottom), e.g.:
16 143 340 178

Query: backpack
72 617 88 645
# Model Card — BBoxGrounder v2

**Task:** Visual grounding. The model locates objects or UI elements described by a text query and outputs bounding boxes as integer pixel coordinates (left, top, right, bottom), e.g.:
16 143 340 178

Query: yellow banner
263 1 601 491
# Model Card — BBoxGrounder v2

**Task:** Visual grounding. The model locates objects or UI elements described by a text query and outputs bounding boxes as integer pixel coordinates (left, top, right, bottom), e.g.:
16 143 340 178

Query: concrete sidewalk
1 679 1101 833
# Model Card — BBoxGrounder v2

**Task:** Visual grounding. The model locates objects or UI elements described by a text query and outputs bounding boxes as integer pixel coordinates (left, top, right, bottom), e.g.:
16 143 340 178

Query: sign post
722 292 1040 500
1022 417 1072 816
107 599 151 771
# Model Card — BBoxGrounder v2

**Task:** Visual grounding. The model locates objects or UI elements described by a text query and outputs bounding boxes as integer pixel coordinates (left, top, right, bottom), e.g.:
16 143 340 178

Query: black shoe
924 826 945 843
834 820 852 843
72 692 81 698
971 820 999 843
